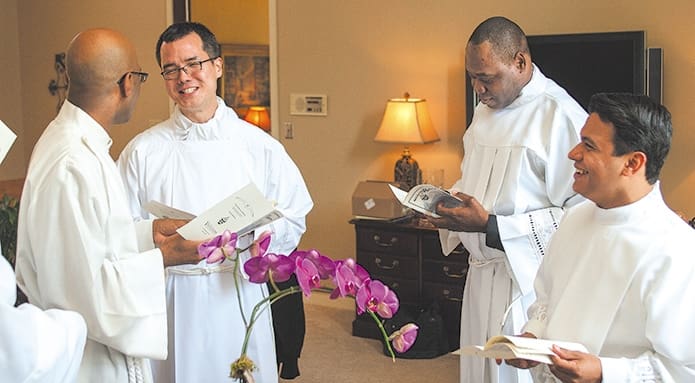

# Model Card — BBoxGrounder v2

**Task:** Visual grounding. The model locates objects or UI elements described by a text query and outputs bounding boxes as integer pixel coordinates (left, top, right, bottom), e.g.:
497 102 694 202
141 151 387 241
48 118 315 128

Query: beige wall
3 0 695 262
273 0 695 260
0 0 26 179
2 0 172 175
192 0 269 45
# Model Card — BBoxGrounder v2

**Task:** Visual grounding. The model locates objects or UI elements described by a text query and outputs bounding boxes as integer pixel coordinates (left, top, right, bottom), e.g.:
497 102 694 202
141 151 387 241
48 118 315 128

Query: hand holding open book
460 335 588 365
388 184 463 218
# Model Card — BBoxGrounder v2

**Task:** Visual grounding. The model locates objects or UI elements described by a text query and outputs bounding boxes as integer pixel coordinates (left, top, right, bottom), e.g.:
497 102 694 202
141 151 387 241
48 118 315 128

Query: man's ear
514 51 528 72
622 151 647 176
117 73 133 98
213 56 223 80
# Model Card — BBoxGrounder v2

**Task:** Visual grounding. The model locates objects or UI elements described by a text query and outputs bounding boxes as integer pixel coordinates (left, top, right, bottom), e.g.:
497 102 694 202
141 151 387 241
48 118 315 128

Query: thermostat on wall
290 93 328 116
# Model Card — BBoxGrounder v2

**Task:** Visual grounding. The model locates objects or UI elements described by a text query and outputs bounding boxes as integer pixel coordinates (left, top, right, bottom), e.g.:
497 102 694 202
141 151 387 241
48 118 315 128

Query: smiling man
426 16 587 383
117 22 313 383
506 93 695 382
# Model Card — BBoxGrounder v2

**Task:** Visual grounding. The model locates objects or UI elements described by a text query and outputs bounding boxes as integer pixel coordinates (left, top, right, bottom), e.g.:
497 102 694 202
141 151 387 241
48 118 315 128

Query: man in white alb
118 22 313 383
15 28 203 383
427 16 587 383
506 93 695 382
1 120 87 383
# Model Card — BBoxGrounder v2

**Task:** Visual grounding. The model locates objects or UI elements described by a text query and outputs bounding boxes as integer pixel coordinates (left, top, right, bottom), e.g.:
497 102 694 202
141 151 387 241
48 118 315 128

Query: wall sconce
374 92 439 190
47 53 68 114
244 106 271 133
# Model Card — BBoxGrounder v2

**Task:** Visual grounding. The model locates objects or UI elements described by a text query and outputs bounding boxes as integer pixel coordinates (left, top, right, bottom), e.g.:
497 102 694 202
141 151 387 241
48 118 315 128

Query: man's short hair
468 16 529 63
589 93 672 184
155 22 221 67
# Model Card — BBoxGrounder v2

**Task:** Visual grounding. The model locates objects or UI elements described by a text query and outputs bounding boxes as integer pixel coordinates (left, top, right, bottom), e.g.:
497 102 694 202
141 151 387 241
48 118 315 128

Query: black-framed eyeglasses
160 57 219 80
117 71 149 85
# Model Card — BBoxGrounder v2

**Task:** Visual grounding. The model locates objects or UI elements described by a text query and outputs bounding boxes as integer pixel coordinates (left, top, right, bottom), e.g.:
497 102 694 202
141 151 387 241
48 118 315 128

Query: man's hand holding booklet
460 335 588 365
388 183 463 218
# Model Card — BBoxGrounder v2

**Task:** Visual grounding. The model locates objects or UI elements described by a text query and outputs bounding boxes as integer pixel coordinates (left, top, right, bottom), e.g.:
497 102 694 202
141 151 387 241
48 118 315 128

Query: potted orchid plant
198 230 419 383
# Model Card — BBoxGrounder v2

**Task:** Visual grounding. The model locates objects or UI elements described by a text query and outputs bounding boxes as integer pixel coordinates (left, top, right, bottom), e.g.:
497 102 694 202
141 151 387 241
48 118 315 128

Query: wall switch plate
284 122 293 139
290 93 327 116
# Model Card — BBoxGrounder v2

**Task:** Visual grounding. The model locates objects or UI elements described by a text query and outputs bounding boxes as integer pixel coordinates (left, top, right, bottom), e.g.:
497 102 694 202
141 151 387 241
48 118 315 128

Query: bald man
15 28 203 383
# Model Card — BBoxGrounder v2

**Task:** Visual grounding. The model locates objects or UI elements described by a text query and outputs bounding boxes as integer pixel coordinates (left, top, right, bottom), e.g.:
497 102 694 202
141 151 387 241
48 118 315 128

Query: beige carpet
280 291 459 383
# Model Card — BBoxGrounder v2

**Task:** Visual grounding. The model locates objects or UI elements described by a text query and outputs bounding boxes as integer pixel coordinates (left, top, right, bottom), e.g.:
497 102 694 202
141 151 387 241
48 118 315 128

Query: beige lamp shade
244 106 271 132
374 96 439 144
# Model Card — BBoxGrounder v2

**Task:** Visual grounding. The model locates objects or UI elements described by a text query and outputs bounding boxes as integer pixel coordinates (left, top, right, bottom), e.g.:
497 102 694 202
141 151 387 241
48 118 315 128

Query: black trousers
267 273 305 379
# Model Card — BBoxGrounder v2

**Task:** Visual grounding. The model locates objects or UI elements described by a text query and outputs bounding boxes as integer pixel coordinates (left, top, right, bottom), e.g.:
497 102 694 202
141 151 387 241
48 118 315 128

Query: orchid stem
369 311 396 362
269 275 281 293
240 286 301 356
228 249 249 327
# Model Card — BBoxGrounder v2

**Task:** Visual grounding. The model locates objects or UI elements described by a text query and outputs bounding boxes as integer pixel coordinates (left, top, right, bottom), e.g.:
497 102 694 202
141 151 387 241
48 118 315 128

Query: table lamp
244 106 271 133
374 92 439 190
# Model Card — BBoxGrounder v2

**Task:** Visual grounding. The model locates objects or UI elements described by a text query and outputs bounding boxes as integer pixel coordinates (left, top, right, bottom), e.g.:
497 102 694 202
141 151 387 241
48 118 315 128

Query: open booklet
143 182 283 241
388 183 463 218
460 335 588 365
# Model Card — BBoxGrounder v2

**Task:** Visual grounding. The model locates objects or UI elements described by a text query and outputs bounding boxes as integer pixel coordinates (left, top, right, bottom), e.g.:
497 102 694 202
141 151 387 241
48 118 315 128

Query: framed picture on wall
220 44 270 117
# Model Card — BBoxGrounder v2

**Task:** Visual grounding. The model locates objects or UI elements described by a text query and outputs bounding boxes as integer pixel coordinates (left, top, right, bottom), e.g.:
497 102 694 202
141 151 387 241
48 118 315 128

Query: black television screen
465 31 646 125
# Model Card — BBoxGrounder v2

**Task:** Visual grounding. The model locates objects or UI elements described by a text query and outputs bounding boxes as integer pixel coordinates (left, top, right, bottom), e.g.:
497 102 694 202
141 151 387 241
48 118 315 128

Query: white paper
0 120 17 165
175 183 283 241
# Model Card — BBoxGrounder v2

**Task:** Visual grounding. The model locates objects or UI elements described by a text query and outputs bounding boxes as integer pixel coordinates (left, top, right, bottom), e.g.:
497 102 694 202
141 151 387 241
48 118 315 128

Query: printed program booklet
143 182 283 241
460 335 588 365
388 183 463 218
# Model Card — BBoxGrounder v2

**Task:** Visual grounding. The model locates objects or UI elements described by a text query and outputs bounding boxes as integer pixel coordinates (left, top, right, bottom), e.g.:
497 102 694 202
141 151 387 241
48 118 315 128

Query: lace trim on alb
530 304 548 323
632 356 662 382
528 210 560 262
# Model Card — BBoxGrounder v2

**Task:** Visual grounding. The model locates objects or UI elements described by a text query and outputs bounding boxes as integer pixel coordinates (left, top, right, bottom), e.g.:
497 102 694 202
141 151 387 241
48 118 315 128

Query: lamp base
394 148 421 191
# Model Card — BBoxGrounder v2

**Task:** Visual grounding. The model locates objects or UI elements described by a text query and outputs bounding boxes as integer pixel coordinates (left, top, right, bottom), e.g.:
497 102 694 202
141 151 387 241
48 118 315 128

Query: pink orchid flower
389 323 419 353
198 230 238 264
329 258 370 299
355 279 399 318
249 230 272 258
244 253 295 284
291 249 336 296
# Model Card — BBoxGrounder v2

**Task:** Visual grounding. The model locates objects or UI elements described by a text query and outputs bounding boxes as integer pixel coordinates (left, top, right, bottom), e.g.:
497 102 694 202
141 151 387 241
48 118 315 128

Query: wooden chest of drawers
350 218 468 350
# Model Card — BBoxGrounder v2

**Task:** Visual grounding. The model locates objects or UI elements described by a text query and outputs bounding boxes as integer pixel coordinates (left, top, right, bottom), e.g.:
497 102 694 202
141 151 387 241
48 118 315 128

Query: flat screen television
465 31 646 125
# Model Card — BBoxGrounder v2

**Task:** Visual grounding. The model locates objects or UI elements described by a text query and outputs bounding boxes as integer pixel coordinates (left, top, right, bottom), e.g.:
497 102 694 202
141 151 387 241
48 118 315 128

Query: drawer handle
375 257 399 270
442 288 463 302
373 234 398 247
442 265 466 278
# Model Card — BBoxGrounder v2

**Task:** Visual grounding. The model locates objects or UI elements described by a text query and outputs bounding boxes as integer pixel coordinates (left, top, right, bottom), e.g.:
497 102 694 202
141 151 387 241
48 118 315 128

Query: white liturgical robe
15 101 168 383
118 98 313 383
442 65 587 383
524 185 695 382
1 255 87 383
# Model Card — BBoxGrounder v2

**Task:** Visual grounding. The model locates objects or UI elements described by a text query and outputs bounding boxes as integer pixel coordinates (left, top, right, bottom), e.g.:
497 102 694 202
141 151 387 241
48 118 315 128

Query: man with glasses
15 28 203 382
118 22 313 383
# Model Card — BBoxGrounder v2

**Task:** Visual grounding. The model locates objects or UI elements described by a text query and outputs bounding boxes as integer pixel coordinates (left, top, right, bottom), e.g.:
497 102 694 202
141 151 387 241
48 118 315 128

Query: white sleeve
496 109 583 296
258 144 313 255
16 158 167 360
1 258 87 383
497 207 564 296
